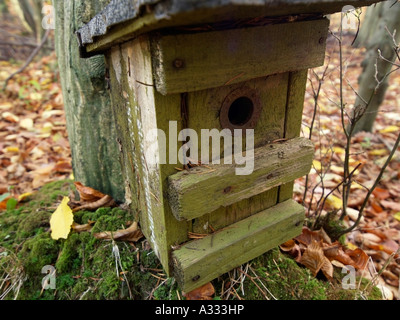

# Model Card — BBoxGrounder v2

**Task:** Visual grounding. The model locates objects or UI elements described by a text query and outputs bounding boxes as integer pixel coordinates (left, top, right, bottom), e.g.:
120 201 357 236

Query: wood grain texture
172 199 305 292
168 137 314 221
151 19 329 94
108 36 190 275
187 73 288 233
278 70 309 203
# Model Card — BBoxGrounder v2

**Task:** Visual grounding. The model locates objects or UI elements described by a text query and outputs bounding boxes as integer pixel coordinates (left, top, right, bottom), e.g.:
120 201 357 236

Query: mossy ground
0 180 382 300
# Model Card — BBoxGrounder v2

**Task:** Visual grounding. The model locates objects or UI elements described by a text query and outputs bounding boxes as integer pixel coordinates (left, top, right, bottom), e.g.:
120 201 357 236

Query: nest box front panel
180 73 289 232
107 18 326 291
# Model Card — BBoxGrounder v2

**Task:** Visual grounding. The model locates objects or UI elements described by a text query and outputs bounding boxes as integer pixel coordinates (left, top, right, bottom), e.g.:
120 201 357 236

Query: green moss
19 233 60 275
153 278 179 300
212 248 382 301
55 233 81 273
0 180 385 300
89 207 133 234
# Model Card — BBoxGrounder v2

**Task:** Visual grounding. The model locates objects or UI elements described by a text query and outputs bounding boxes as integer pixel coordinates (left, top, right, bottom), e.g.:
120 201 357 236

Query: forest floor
0 12 399 300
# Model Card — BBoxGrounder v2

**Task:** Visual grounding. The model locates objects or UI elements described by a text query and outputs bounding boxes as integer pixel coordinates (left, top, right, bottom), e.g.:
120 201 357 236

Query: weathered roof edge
77 0 384 56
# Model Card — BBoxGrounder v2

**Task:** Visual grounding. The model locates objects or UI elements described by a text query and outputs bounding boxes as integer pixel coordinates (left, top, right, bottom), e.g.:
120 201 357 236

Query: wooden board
172 199 305 293
79 0 384 55
278 70 309 203
168 137 314 221
150 19 329 94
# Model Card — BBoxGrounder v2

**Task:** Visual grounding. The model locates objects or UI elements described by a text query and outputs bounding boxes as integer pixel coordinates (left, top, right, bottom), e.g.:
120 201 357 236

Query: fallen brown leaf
321 255 334 280
74 181 107 202
323 242 369 270
300 240 326 277
71 220 95 233
94 221 143 242
71 194 115 212
184 282 215 300
380 200 400 212
279 239 302 262
372 187 391 200
294 227 325 246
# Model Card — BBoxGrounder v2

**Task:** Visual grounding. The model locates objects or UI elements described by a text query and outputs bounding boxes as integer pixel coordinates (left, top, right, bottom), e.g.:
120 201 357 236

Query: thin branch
338 130 400 236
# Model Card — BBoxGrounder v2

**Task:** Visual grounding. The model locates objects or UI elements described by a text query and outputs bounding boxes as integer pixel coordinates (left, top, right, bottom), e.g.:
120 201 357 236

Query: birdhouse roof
77 0 382 56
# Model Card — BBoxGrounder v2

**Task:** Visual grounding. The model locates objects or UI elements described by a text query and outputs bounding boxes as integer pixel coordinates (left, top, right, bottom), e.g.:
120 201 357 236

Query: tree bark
54 0 124 202
351 1 400 134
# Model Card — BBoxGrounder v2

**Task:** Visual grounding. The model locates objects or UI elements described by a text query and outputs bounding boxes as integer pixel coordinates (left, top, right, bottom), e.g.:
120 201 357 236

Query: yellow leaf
379 126 399 134
313 160 322 171
369 149 388 156
326 194 342 210
5 146 19 153
346 242 358 250
332 146 345 155
41 122 53 134
29 92 43 101
50 197 73 240
18 192 33 202
394 212 400 222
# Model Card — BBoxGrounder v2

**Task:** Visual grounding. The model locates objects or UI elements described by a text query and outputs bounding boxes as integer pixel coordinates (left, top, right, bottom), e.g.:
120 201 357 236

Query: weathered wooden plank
192 188 279 234
172 199 305 293
79 0 384 54
150 19 328 94
278 70 310 203
168 137 314 221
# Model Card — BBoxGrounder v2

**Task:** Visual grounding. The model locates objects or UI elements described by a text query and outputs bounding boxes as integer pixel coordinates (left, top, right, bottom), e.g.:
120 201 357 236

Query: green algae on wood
172 199 305 292
151 19 329 94
168 138 314 221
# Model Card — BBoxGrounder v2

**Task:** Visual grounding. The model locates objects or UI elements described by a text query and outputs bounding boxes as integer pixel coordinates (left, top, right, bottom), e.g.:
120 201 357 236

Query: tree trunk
54 0 124 202
351 1 400 134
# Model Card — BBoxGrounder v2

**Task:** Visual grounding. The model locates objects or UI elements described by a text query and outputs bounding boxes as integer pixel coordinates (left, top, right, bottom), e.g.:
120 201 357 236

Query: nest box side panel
107 36 189 275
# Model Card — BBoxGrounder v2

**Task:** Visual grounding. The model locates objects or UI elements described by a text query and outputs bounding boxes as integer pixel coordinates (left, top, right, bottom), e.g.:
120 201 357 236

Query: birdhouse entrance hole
220 87 262 131
228 97 254 126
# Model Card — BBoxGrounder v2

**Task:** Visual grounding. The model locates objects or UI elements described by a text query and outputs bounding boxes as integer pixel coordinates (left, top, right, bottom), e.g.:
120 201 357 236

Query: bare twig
302 65 329 206
338 130 400 236
3 29 51 90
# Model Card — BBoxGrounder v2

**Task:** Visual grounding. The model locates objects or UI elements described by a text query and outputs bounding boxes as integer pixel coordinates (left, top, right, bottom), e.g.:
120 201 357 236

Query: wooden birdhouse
77 0 382 292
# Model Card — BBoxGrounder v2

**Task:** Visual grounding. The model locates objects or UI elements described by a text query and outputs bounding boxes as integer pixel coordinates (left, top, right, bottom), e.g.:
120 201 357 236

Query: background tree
8 0 45 43
54 0 124 202
351 1 400 134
